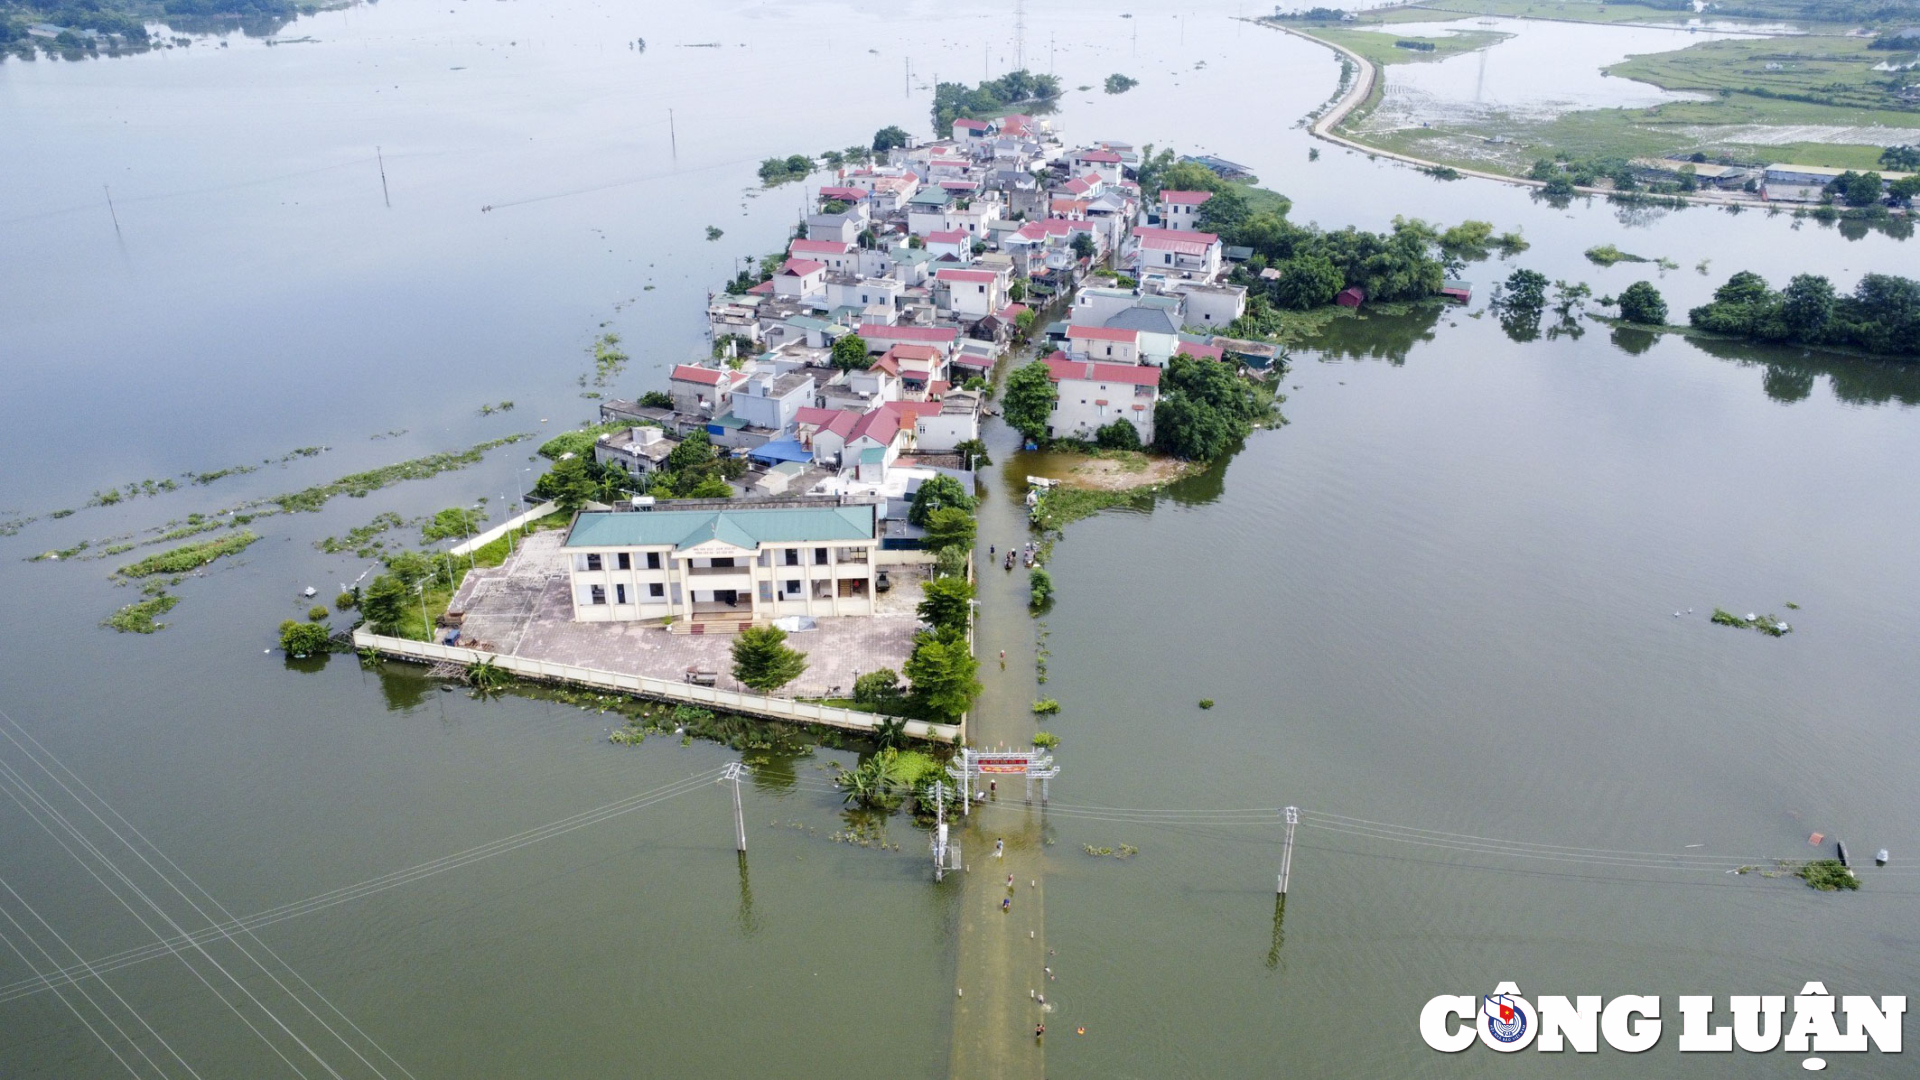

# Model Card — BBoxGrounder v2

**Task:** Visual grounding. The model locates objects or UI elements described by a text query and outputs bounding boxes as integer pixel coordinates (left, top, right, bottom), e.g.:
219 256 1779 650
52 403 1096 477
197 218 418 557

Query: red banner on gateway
975 757 1030 774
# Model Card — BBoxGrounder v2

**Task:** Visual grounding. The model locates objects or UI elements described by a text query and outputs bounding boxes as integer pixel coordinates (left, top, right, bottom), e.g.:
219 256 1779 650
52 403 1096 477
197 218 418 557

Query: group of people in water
988 543 1036 572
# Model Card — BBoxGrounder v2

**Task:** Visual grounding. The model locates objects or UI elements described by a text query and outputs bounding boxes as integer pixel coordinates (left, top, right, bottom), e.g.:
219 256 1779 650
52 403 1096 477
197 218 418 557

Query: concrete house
1127 227 1222 282
794 407 860 466
911 390 981 452
935 267 1006 320
924 229 973 263
1043 353 1161 444
877 343 949 398
772 258 827 302
1157 190 1213 231
670 364 733 417
1162 280 1246 327
1067 324 1143 365
730 369 815 434
824 273 904 314
857 322 959 361
593 426 678 479
563 503 882 623
790 238 857 276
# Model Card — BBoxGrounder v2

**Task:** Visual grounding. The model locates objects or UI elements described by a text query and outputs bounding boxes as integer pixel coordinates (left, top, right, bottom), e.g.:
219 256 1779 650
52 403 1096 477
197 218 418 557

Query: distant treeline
1691 271 1920 358
931 70 1061 134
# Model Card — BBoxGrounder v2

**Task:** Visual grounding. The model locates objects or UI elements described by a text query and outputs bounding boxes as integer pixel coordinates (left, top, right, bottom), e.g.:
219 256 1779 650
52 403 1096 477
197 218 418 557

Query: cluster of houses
566 116 1264 625
1621 158 1915 204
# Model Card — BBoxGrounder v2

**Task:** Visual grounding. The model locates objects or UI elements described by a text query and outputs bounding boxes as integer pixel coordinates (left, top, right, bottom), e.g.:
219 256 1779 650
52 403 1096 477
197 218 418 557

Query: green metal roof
565 506 875 551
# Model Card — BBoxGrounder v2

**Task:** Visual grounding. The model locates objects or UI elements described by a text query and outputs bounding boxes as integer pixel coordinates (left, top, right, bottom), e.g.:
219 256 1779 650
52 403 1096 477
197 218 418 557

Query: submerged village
345 106 1294 748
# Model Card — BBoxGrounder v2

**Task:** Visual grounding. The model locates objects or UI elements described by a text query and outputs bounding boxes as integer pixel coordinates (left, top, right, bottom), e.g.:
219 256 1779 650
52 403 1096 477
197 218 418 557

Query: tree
1497 269 1549 314
1616 281 1668 326
904 634 981 722
853 668 903 710
1071 232 1097 263
917 576 975 633
1007 280 1025 302
1152 355 1264 461
638 390 674 409
1028 568 1054 608
1881 145 1920 172
279 620 331 657
1886 175 1920 206
360 574 410 635
933 545 969 578
1152 392 1236 461
731 625 807 692
872 125 910 152
1002 359 1058 442
1780 274 1836 341
384 550 434 590
953 438 991 469
1271 254 1344 309
1015 309 1037 335
1094 418 1141 451
830 332 872 371
920 507 977 552
682 474 734 499
908 474 975 526
664 428 715 474
534 454 599 513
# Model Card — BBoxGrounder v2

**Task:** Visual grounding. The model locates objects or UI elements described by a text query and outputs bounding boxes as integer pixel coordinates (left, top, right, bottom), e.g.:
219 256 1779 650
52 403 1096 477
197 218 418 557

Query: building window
784 579 801 596
615 584 627 604
646 552 661 569
712 557 734 568
784 548 800 566
649 583 665 598
589 585 606 605
814 547 829 565
585 554 602 571
616 552 631 570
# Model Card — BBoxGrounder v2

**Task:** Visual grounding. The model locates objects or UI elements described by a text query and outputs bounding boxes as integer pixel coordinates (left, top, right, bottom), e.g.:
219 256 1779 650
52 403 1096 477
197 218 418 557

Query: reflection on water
373 660 434 712
1686 336 1920 407
1308 306 1444 363
1611 325 1659 355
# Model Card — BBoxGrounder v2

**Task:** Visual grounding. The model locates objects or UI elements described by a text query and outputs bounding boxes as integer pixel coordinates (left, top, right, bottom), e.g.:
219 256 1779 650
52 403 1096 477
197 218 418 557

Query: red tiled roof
1042 352 1161 387
780 258 826 275
998 303 1030 320
937 269 997 283
671 365 726 386
1160 190 1214 206
1176 342 1226 362
870 355 900 375
887 343 943 361
1079 150 1122 164
1068 324 1141 344
1059 178 1093 196
790 239 850 255
925 229 969 245
817 186 868 201
883 400 942 420
939 179 980 191
848 409 901 444
747 280 775 295
1050 198 1090 214
858 322 958 344
953 118 990 130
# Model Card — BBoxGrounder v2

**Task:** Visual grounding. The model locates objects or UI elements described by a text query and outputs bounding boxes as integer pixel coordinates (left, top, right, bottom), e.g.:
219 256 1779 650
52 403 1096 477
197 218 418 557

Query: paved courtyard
446 531 929 698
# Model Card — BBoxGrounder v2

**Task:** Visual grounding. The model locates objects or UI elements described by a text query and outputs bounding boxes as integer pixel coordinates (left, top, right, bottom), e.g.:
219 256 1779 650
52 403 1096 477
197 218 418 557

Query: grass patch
117 531 258 577
1585 243 1654 266
1030 486 1152 530
270 436 530 513
1305 26 1511 68
387 512 568 641
317 511 407 556
103 594 180 633
539 421 629 460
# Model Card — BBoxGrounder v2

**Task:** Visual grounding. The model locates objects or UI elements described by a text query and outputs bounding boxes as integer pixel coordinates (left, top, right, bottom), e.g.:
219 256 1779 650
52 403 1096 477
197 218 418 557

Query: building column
677 557 693 622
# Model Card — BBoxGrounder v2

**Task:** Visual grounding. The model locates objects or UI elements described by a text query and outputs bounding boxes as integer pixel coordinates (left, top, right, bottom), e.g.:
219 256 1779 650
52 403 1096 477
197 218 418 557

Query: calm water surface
3 1 1918 1076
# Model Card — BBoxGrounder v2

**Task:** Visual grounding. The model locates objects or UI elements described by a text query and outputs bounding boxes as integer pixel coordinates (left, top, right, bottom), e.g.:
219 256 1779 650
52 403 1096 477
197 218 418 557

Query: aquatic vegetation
1198 699 1215 710
1032 731 1060 749
30 540 90 562
464 659 513 694
103 594 179 634
317 511 406 555
279 619 331 657
1796 859 1859 891
1032 698 1060 715
1585 244 1653 267
1711 608 1792 637
1104 73 1139 94
269 436 529 513
117 531 257 577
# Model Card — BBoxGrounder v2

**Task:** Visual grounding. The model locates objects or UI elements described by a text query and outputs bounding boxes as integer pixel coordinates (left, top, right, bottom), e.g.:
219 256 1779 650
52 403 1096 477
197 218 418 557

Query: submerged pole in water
103 185 122 238
668 109 677 161
1278 806 1298 896
933 780 947 882
376 146 390 208
722 762 746 852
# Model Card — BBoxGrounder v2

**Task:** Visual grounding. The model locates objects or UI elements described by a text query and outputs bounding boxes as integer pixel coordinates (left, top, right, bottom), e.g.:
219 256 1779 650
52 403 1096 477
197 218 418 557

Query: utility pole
103 185 122 238
1277 806 1298 896
375 147 390 208
1015 0 1025 72
932 781 948 881
721 762 747 852
668 109 677 160
905 57 911 97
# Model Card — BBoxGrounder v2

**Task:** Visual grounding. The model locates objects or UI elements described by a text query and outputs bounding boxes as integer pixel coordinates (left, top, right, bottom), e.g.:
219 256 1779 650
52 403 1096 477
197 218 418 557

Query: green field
1307 27 1512 67
1609 36 1916 112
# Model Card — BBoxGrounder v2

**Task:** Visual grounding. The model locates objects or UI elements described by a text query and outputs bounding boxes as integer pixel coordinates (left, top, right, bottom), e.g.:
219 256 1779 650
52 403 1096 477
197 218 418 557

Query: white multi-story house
1043 352 1160 444
563 503 883 624
912 390 981 452
773 258 828 302
790 238 857 276
857 322 959 361
935 267 1006 320
1066 324 1143 365
669 364 734 417
593 426 678 479
729 369 815 434
1126 227 1223 282
1156 190 1213 231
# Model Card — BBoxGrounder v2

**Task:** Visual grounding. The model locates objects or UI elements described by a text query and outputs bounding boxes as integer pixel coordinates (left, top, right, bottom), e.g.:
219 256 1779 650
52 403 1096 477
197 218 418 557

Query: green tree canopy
1094 418 1142 451
920 507 977 552
904 633 981 722
279 619 331 656
917 575 975 634
1616 281 1668 326
360 574 410 636
1272 254 1344 310
1151 355 1266 461
731 625 808 692
1003 359 1058 442
534 454 599 513
908 474 975 526
830 332 872 371
872 125 911 152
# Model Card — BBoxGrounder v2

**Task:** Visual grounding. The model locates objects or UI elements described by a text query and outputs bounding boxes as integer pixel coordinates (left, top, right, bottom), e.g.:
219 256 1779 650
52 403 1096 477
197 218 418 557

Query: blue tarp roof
748 439 813 465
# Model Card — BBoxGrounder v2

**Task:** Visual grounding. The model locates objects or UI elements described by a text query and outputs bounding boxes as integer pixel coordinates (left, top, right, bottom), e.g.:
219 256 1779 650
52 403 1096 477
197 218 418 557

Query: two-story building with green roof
562 501 881 624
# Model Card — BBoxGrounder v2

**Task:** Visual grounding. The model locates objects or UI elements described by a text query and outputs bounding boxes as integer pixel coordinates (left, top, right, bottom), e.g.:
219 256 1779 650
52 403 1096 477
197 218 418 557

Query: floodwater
1356 17 1755 128
3 1 1919 1077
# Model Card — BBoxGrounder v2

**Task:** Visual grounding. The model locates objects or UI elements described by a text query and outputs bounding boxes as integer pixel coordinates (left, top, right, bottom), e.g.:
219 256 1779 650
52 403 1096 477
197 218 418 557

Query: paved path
947 413 1051 1078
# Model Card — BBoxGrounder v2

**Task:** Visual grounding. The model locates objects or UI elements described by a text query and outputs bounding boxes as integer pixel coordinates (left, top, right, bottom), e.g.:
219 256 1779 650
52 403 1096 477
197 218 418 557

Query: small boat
1876 849 1890 867
1836 840 1850 867
302 586 318 598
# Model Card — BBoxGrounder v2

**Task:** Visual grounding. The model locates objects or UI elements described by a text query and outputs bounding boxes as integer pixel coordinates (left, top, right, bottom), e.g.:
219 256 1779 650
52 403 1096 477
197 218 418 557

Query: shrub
279 620 331 657
1032 731 1061 749
1198 698 1215 709
853 668 902 709
1029 568 1054 608
1617 281 1668 325
1032 698 1061 715
334 591 357 611
731 625 808 692
1094 419 1142 451
1797 859 1859 891
307 606 330 622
